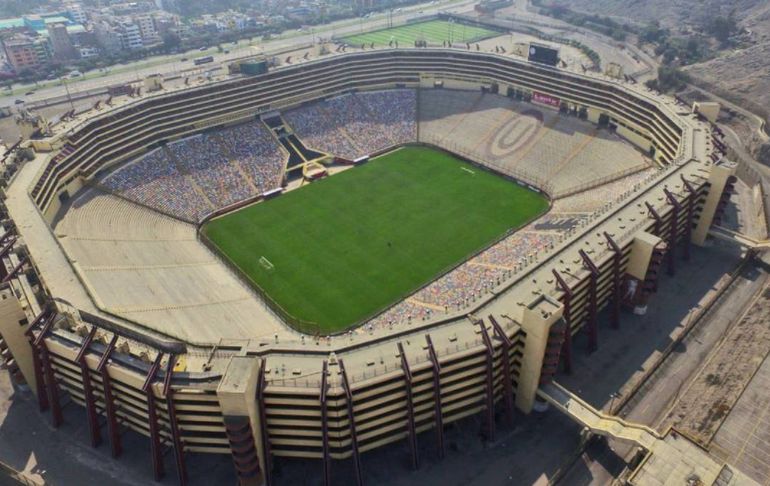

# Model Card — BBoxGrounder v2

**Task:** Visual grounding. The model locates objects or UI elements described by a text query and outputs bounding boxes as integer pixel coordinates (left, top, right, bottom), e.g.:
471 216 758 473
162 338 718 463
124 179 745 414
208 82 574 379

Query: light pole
61 76 75 112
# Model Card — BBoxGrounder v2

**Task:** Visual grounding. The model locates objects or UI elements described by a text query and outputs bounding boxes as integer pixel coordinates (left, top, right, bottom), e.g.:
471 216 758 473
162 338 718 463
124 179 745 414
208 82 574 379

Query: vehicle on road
194 56 214 66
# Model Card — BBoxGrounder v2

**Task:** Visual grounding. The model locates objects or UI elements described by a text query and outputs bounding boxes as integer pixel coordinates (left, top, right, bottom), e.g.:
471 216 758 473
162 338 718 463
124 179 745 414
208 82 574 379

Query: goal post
259 256 274 272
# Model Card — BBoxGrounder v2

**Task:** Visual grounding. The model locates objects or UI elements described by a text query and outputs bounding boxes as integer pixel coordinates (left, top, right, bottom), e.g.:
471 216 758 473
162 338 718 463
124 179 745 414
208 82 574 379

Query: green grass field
342 19 500 46
203 146 549 333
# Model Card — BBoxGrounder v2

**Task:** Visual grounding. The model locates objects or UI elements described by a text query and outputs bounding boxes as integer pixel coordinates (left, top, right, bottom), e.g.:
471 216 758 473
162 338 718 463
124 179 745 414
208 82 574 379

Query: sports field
342 19 500 46
203 146 549 333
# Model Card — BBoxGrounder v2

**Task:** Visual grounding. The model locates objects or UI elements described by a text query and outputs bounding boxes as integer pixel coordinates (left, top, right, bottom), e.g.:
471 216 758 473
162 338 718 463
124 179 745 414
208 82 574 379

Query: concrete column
692 161 737 245
217 356 266 486
515 295 565 414
625 231 664 315
0 290 35 390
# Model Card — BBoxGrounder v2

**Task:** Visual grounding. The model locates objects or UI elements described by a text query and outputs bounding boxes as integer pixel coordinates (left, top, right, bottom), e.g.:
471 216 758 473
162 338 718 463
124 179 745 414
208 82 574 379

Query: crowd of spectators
168 135 254 209
102 121 287 221
103 148 212 221
284 103 360 159
218 123 286 194
285 89 417 159
368 228 557 328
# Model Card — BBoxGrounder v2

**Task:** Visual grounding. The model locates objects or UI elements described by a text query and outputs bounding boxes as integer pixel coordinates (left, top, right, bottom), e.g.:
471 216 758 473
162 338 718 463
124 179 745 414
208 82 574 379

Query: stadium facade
0 49 735 485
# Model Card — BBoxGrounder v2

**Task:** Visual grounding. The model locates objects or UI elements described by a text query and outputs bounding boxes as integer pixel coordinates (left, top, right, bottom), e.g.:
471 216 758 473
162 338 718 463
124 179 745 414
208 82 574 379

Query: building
1 34 50 72
118 22 144 50
133 15 160 45
66 3 88 24
0 46 741 486
110 2 149 16
78 46 99 58
47 22 78 60
94 21 122 53
94 20 144 52
0 13 86 69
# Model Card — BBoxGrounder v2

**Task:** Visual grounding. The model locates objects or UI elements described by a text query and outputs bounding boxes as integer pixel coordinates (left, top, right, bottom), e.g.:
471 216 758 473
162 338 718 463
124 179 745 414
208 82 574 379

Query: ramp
710 226 770 250
538 382 661 449
539 382 761 485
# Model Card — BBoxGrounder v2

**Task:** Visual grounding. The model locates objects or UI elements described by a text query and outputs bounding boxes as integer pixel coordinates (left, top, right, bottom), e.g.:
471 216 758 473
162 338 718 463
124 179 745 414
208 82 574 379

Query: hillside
548 0 770 30
542 0 770 161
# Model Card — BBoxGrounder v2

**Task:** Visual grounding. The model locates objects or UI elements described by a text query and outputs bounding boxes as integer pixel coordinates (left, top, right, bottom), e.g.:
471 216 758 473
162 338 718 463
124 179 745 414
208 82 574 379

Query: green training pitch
342 19 500 46
203 146 549 333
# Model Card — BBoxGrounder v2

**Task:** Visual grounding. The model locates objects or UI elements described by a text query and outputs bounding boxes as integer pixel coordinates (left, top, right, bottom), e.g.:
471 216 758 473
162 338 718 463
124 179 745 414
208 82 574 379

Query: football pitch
342 19 500 46
202 146 549 333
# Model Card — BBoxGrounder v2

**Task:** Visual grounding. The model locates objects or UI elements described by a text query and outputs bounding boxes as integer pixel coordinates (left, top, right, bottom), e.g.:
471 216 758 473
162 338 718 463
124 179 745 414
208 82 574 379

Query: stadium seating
418 90 651 197
217 123 287 194
55 190 284 342
102 147 213 222
284 89 417 159
98 88 658 330
168 135 254 209
102 120 287 221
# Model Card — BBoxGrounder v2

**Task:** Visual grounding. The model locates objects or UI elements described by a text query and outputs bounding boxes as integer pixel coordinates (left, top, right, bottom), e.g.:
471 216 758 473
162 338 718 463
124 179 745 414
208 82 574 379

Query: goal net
258 256 274 272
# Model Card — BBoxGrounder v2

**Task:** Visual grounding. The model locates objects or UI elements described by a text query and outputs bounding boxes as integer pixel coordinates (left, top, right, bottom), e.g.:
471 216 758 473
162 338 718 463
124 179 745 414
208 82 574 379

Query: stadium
0 46 737 486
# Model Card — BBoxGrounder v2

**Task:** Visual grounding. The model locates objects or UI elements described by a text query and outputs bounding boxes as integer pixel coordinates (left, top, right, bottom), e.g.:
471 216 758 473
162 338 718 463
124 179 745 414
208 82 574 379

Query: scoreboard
528 43 559 67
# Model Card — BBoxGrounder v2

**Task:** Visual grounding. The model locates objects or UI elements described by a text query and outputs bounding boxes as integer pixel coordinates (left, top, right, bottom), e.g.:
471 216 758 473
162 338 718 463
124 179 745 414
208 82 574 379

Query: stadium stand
284 89 417 159
102 120 286 221
418 90 651 196
551 168 658 213
102 148 213 222
168 134 254 209
216 123 287 195
418 89 485 144
90 88 652 224
55 190 285 343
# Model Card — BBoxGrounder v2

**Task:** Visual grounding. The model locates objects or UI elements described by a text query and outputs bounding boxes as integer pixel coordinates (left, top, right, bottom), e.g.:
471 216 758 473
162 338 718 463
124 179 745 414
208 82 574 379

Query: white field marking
461 167 476 175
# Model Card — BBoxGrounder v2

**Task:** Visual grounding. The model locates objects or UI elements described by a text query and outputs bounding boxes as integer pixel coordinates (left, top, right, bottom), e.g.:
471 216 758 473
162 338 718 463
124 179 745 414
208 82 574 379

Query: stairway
263 114 325 169
538 381 661 450
709 225 770 250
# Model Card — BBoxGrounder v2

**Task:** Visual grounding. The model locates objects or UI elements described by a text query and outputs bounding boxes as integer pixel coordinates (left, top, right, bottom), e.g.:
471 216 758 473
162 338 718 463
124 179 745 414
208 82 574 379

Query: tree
652 66 690 93
641 21 667 44
662 46 678 65
707 14 737 43
162 32 182 53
